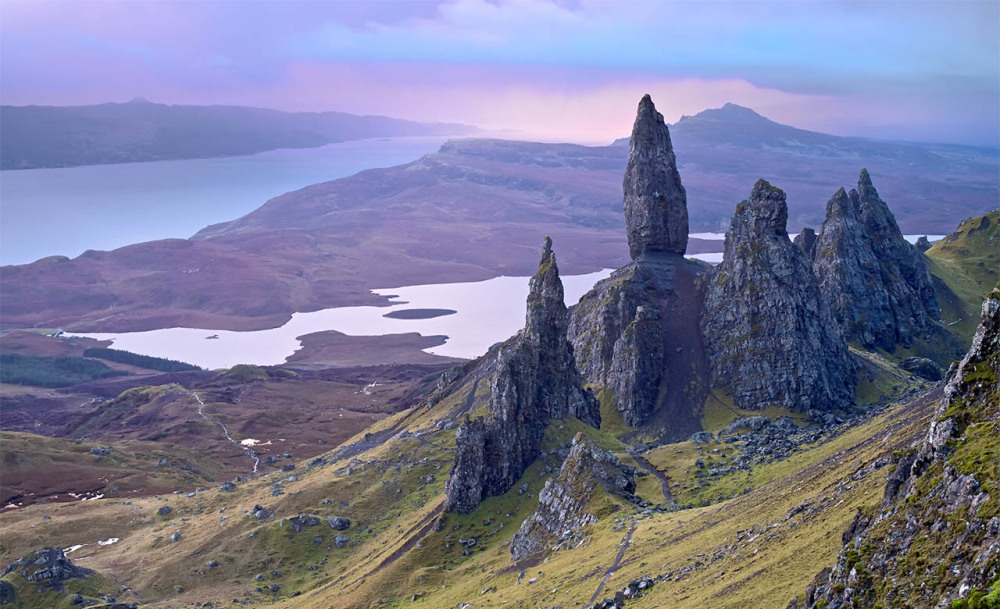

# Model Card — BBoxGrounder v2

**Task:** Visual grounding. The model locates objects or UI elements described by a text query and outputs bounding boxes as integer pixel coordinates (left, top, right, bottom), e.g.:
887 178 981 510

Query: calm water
0 136 452 265
72 269 616 369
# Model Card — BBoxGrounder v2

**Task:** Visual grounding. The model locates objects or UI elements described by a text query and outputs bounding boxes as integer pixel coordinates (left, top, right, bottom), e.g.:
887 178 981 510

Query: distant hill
659 103 998 231
1 104 997 333
0 99 478 169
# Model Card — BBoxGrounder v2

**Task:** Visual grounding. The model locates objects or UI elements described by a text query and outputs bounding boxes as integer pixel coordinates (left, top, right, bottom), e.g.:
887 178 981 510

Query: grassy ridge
82 347 200 372
0 353 128 387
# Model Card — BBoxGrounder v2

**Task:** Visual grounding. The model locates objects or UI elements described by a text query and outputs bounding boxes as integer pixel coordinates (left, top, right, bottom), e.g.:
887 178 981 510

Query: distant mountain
0 99 478 169
660 104 998 232
1 104 997 333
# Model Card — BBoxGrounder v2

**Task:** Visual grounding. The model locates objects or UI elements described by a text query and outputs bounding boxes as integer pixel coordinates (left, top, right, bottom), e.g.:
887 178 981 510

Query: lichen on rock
623 94 689 259
810 170 940 351
509 433 636 559
701 179 855 413
444 238 600 514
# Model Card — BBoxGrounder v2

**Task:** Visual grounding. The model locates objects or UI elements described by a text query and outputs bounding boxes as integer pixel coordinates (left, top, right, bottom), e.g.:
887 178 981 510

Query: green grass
925 210 1000 345
82 347 201 372
595 386 634 438
699 389 807 435
0 353 128 388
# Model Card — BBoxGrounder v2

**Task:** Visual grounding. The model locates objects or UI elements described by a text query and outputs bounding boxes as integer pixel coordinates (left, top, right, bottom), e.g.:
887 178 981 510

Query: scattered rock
2 548 93 582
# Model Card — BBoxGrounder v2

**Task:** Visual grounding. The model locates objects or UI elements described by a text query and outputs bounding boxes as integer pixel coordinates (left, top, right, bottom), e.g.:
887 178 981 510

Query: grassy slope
925 209 1000 345
1 431 224 505
0 360 941 609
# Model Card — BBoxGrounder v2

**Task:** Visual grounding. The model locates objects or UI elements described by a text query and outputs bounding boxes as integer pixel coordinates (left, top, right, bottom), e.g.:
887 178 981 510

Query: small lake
72 269 620 369
0 136 453 265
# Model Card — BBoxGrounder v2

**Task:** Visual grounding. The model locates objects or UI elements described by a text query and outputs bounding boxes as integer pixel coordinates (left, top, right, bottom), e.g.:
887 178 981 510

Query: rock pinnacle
623 94 688 259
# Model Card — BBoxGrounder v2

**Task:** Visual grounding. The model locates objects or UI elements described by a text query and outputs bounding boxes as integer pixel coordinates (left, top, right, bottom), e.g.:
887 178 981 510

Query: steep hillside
802 284 999 609
925 209 1000 345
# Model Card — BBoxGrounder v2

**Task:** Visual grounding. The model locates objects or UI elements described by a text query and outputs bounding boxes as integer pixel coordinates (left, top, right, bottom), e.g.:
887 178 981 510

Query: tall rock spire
623 94 689 259
444 237 600 514
701 179 855 413
811 169 940 351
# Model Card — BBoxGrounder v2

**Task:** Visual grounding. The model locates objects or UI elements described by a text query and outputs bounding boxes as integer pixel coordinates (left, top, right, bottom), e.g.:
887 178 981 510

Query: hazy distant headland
1 103 996 334
0 98 478 169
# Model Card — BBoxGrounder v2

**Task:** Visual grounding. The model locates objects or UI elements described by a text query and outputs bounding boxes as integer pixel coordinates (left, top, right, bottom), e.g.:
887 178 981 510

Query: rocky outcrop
900 356 942 381
701 179 855 413
793 227 817 259
444 238 600 514
623 94 688 259
509 434 636 559
569 95 708 435
3 548 93 583
801 285 1000 609
810 170 940 351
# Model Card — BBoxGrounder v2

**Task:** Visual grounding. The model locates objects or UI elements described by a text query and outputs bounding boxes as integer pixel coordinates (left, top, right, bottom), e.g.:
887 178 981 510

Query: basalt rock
623 94 688 259
3 548 94 583
701 179 855 413
811 170 940 351
900 356 942 381
509 434 636 559
569 96 708 435
793 227 817 259
801 285 1000 609
444 238 600 514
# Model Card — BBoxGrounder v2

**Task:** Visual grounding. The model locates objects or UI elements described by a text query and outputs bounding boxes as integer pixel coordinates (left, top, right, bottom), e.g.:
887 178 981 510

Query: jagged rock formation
444 238 600 514
701 179 855 413
810 170 940 351
623 94 688 259
509 434 636 559
793 227 817 259
3 548 93 583
801 285 1000 609
569 95 708 435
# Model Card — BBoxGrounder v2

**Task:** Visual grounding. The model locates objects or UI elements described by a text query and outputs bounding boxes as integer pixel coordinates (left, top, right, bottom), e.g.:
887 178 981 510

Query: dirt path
190 391 260 474
633 454 674 506
587 520 639 608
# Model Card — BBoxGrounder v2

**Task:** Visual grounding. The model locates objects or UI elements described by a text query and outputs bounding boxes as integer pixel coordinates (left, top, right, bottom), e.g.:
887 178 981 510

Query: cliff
444 238 600 514
701 179 855 413
569 95 708 436
811 170 940 351
801 284 1000 608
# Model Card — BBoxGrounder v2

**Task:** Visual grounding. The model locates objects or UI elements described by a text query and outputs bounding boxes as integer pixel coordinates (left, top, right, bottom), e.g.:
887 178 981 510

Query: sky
2 0 998 145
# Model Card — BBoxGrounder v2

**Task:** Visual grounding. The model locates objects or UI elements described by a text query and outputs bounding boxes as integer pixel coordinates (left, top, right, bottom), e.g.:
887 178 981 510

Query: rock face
802 285 1000 609
810 170 940 351
444 238 600 514
900 356 943 381
623 94 688 259
701 179 855 413
509 434 636 559
3 548 93 583
569 95 708 435
793 227 817 259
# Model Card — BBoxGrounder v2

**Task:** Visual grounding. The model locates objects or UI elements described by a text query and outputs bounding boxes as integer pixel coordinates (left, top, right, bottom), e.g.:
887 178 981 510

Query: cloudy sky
2 0 998 145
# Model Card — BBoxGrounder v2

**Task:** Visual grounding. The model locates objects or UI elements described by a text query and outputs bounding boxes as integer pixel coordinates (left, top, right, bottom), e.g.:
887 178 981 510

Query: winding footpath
190 391 260 474
632 454 675 507
587 520 639 608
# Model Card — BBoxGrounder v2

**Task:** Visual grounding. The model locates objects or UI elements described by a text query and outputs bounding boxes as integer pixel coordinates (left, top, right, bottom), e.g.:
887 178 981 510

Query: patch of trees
82 348 201 372
0 354 129 388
